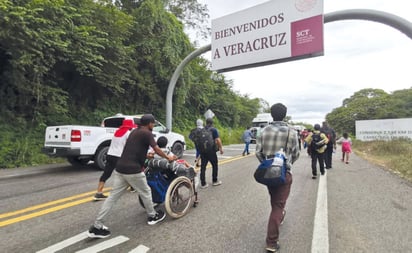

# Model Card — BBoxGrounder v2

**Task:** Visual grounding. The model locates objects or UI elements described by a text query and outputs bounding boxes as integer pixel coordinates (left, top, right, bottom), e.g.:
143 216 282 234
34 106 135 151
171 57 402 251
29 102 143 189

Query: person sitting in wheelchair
147 137 196 179
147 136 200 206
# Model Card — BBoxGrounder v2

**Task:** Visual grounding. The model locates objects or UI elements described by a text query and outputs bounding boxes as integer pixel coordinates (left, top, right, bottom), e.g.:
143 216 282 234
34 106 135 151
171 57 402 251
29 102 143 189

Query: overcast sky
194 0 412 125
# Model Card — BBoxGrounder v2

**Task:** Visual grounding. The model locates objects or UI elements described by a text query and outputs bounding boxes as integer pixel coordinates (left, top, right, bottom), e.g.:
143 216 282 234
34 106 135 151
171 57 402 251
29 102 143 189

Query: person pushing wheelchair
87 114 175 239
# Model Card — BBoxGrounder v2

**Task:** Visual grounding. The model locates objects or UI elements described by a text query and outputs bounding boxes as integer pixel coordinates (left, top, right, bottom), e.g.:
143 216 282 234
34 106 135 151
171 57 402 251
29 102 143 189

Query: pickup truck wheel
94 146 109 170
67 157 90 167
171 142 184 158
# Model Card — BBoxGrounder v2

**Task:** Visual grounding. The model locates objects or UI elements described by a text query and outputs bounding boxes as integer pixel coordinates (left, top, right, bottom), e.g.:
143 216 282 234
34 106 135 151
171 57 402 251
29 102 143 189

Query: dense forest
1 0 411 168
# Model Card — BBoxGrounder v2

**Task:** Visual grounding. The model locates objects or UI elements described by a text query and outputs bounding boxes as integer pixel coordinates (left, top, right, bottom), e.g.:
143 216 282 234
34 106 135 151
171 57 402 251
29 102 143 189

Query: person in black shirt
320 121 336 169
199 118 224 188
87 114 175 239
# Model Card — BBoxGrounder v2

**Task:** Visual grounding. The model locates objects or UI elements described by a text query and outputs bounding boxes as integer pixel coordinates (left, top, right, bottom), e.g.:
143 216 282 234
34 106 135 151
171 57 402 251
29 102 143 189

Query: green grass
353 139 412 182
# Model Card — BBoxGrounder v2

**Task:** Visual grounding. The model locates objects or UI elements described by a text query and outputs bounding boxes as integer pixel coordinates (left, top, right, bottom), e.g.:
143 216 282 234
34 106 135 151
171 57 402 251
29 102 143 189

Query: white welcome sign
211 0 324 72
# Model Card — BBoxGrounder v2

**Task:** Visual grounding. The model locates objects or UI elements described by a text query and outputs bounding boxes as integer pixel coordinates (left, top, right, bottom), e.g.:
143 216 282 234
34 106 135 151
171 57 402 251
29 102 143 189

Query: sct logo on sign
296 29 310 37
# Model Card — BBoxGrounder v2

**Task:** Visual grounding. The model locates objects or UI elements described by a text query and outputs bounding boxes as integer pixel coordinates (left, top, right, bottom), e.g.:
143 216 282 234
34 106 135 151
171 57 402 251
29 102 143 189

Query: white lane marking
183 153 197 157
75 235 129 253
36 231 89 253
129 244 150 253
222 147 245 151
311 172 329 253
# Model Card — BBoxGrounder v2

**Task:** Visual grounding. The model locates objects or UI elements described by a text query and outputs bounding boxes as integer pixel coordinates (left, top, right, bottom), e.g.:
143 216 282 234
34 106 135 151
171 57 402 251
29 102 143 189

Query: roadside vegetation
0 0 262 168
353 139 412 182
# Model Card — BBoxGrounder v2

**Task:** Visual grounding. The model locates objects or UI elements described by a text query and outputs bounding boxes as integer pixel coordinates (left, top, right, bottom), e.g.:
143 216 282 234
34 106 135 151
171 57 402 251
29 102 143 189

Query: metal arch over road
166 9 412 130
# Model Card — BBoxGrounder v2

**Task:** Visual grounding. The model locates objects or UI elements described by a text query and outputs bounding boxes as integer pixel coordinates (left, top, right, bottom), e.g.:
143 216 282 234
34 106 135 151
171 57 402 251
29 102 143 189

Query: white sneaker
200 183 209 189
147 210 166 225
212 181 222 186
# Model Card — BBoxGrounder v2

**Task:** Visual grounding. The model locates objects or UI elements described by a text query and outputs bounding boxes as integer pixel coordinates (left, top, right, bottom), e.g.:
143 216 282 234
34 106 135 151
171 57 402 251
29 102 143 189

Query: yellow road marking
0 188 111 227
0 189 107 219
0 196 95 227
219 154 253 165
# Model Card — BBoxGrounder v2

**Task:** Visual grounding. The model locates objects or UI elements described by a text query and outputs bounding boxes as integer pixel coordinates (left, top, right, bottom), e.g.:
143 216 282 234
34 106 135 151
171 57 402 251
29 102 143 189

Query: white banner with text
211 0 324 72
356 118 412 141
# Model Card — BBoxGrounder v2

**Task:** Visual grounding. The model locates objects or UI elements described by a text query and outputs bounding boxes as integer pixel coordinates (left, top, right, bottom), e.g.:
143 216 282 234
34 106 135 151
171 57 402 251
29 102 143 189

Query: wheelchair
138 159 199 218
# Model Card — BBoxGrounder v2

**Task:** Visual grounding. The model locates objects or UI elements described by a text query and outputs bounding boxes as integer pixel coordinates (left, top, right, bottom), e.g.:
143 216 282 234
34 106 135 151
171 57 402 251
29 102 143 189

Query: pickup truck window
104 118 125 128
103 117 141 128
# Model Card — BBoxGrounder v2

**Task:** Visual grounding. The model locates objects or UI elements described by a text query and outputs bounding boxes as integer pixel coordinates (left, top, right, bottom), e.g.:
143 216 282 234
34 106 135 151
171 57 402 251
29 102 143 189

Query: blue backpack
254 150 287 187
254 128 290 187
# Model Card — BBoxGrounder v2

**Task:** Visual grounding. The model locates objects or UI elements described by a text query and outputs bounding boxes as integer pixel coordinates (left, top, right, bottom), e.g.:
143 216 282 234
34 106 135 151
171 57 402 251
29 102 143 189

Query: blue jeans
243 141 250 154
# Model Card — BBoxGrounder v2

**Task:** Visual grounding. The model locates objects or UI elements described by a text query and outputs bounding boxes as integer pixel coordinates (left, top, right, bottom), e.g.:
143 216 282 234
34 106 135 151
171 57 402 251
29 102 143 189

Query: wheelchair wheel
165 176 194 218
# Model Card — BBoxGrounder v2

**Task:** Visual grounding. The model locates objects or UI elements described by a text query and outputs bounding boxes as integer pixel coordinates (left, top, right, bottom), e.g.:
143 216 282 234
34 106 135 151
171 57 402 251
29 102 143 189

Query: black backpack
192 128 215 153
310 133 323 152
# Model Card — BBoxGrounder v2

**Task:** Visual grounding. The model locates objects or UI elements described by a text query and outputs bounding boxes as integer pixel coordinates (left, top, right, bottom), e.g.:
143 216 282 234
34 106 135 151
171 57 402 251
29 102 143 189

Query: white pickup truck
42 114 186 170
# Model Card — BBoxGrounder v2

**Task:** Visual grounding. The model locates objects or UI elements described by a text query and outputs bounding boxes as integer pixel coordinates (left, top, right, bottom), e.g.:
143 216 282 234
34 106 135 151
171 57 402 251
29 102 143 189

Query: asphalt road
0 144 411 253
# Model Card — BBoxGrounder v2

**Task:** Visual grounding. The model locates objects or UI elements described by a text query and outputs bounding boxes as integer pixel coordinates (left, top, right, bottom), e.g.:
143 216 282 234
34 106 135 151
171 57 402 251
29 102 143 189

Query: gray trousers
94 171 156 229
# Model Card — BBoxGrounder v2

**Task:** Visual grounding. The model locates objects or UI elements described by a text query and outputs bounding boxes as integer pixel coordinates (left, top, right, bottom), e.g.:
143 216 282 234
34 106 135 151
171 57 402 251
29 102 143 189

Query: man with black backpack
305 124 329 179
191 117 223 188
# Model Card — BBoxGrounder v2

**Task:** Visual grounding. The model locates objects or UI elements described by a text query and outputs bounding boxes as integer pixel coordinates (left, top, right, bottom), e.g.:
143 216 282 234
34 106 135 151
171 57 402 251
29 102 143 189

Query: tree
163 0 210 39
386 88 412 118
115 0 210 39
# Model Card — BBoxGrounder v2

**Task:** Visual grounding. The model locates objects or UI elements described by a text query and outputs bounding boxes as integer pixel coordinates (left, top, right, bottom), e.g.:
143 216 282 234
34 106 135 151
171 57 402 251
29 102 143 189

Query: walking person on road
305 124 329 179
336 132 352 164
189 119 204 167
242 126 253 156
255 103 300 252
320 121 336 169
87 114 175 239
300 128 309 151
296 128 301 150
200 118 224 188
93 119 137 201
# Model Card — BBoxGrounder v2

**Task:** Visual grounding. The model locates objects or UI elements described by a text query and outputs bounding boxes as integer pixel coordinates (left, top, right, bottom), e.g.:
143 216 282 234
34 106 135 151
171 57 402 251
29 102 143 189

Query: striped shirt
255 121 300 169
